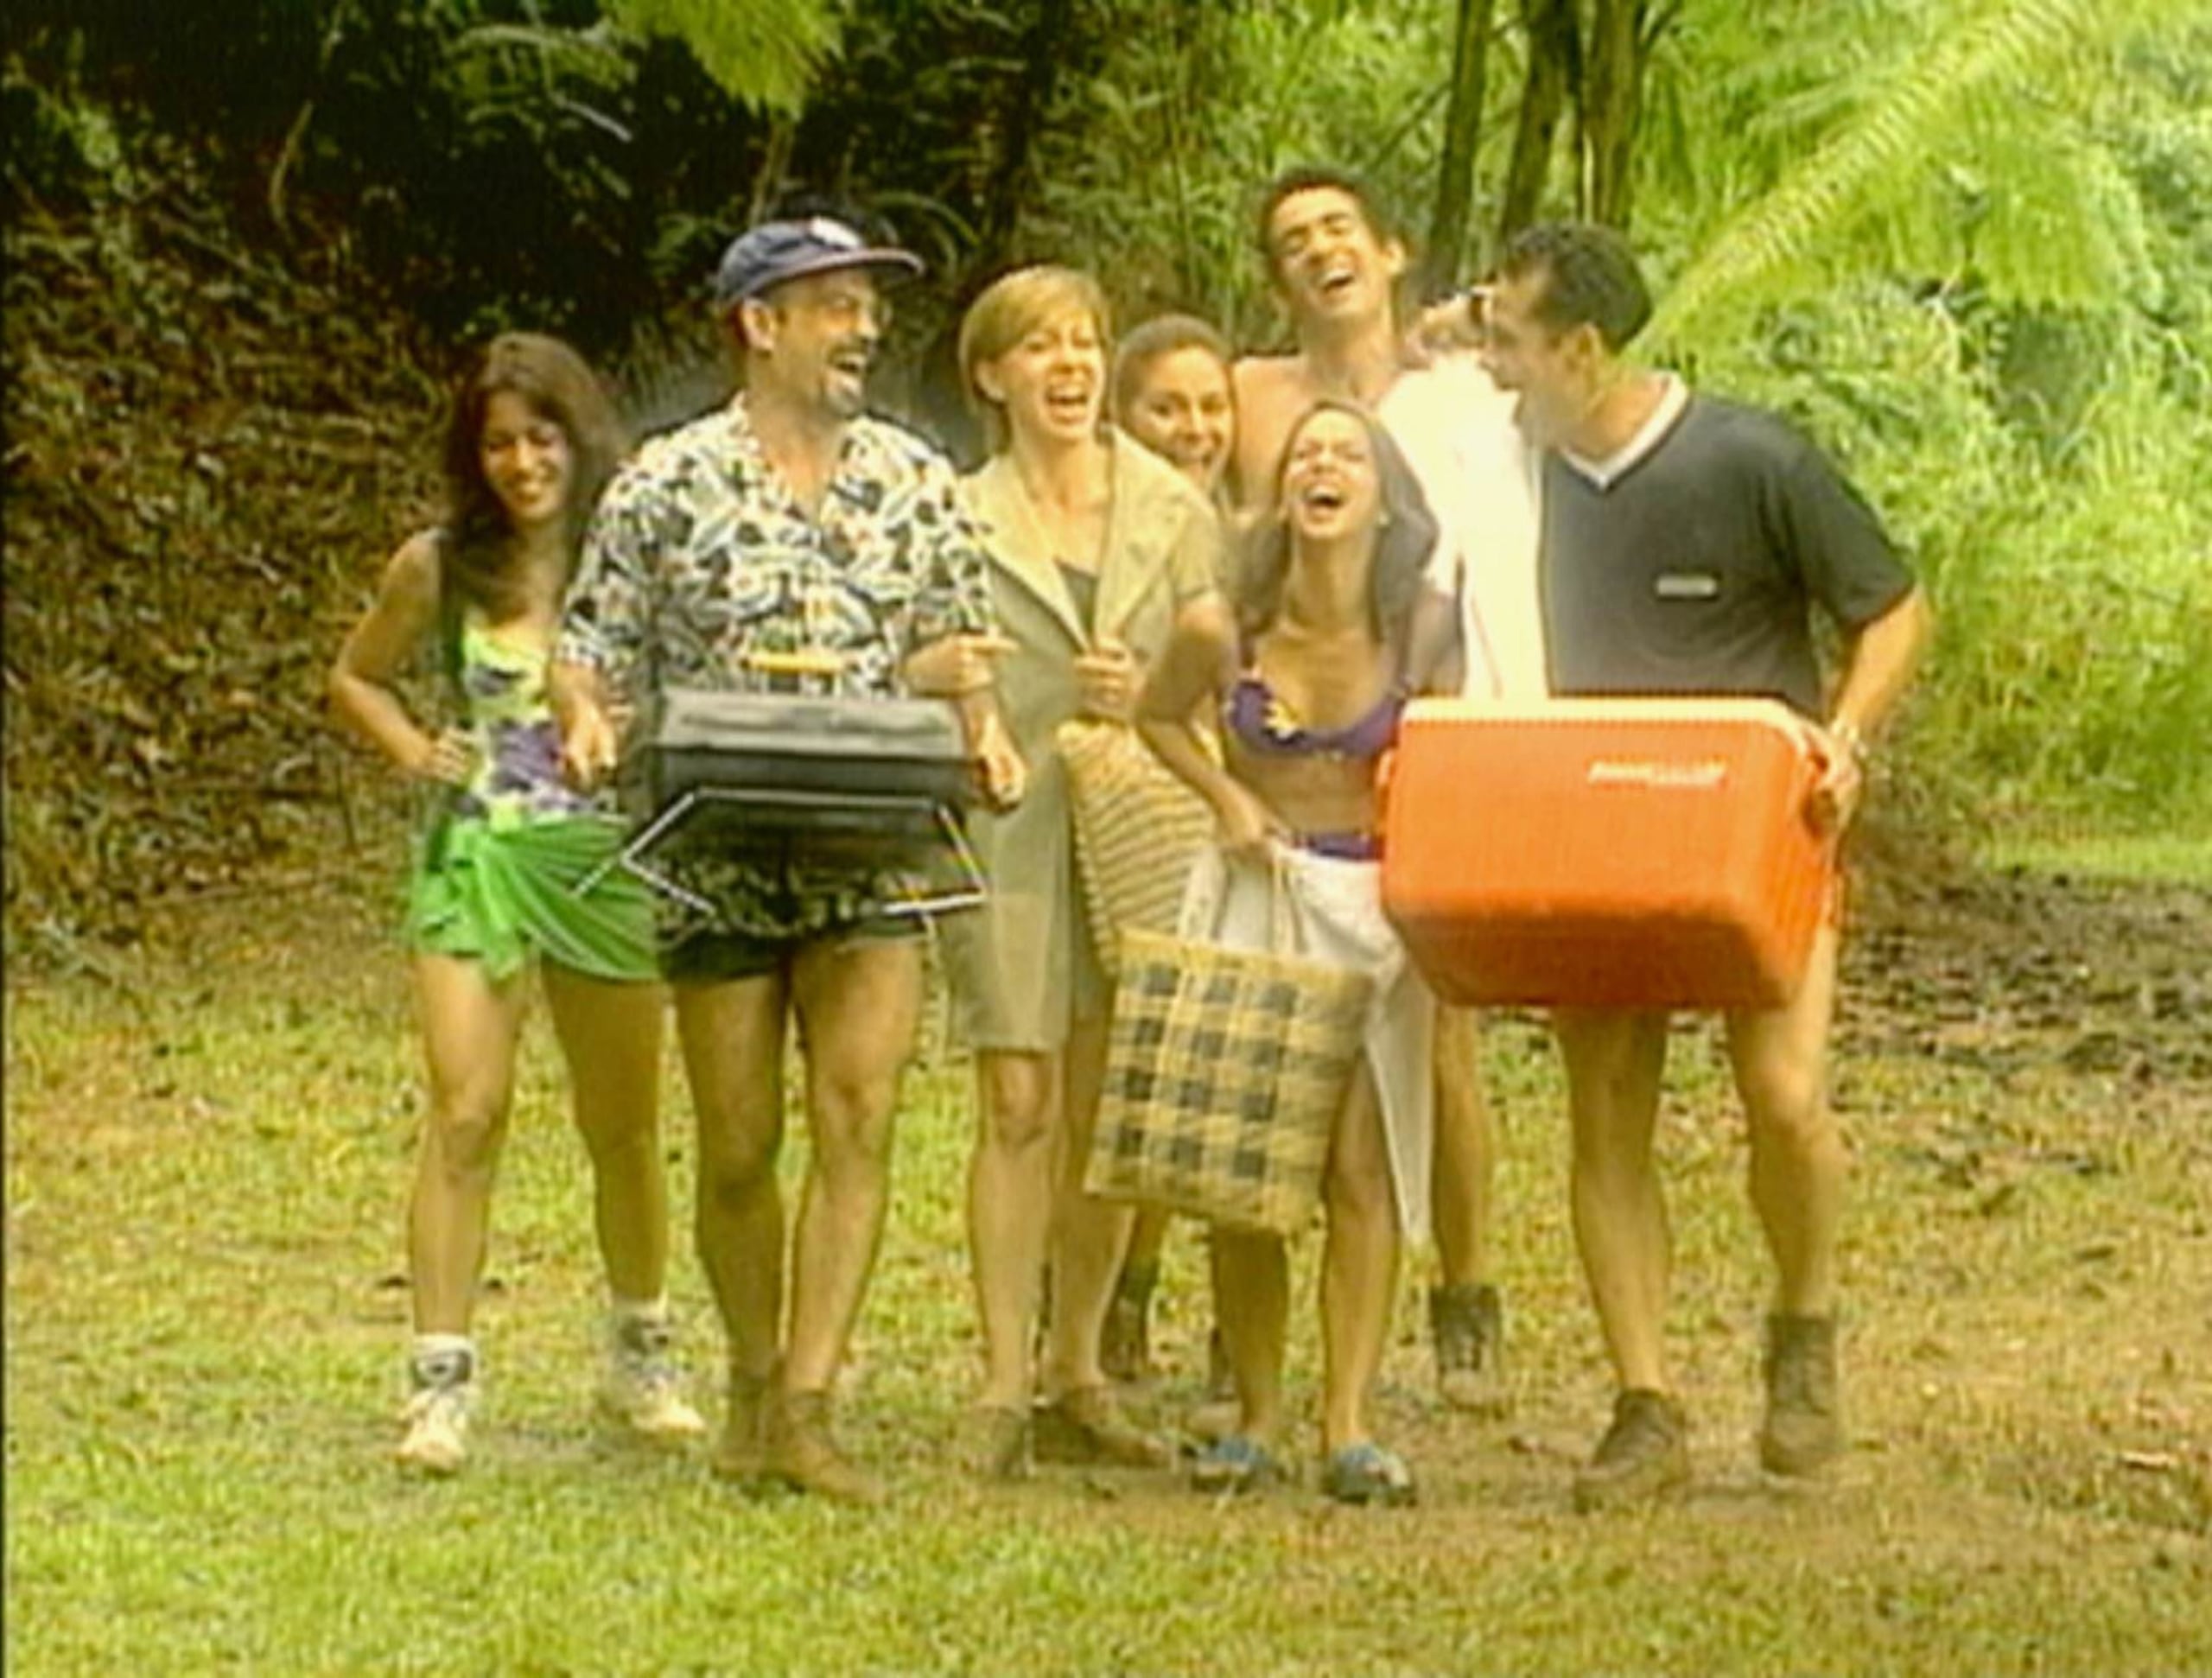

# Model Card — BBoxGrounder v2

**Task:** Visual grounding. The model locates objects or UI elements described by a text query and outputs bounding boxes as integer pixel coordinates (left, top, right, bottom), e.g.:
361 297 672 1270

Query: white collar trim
1560 374 1688 490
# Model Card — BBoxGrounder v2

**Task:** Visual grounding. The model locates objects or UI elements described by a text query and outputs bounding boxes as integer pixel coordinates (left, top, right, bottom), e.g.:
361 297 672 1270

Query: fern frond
1649 0 2182 346
1963 109 2162 309
607 0 846 116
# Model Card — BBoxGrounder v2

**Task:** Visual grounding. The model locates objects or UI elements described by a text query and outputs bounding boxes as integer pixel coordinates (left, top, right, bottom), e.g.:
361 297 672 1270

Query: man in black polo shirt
1480 221 1932 1510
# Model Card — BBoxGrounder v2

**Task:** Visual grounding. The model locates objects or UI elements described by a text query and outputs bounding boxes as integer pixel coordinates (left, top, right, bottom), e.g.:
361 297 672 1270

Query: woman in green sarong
330 333 702 1475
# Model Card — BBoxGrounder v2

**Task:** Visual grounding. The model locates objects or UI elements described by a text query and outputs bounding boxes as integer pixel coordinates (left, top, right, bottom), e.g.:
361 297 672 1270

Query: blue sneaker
1321 1440 1416 1507
1191 1433 1281 1495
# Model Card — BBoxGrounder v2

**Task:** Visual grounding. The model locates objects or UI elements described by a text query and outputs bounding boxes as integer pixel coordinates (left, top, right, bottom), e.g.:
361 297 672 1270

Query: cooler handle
1796 728 1849 870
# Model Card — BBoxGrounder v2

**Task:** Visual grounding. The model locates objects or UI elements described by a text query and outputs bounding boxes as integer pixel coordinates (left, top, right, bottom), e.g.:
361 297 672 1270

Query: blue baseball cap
713 216 925 308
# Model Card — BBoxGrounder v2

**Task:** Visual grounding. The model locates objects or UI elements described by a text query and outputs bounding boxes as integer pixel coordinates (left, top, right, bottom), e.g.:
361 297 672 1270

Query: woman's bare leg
1039 1014 1135 1399
968 1049 1057 1409
1319 1065 1398 1453
408 953 527 1334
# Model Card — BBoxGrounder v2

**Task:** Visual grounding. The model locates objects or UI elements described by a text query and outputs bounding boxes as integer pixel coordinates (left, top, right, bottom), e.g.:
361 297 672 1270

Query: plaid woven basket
1056 717 1218 969
1085 906 1372 1236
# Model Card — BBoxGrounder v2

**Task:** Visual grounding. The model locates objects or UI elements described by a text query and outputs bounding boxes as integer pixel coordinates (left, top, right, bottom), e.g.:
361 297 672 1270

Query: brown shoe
1430 1283 1507 1415
961 1403 1033 1482
1573 1389 1690 1512
709 1364 772 1486
1034 1384 1171 1469
765 1388 885 1505
1759 1313 1844 1478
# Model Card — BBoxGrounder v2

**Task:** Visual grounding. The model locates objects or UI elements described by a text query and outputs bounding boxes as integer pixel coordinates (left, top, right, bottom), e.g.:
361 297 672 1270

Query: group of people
330 165 1930 1512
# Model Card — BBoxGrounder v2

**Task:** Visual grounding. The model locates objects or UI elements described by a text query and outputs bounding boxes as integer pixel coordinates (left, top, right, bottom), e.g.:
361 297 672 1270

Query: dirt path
1844 867 2212 1090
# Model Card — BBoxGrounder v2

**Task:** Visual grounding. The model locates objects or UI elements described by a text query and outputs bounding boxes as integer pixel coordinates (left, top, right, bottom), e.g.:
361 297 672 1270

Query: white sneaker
397 1344 477 1475
598 1311 707 1444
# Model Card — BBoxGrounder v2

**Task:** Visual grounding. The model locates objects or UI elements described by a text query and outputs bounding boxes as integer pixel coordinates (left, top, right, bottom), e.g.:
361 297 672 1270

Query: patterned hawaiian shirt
558 394 994 938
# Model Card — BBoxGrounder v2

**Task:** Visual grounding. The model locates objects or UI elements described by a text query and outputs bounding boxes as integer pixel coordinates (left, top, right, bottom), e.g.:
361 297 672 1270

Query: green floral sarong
407 809 658 984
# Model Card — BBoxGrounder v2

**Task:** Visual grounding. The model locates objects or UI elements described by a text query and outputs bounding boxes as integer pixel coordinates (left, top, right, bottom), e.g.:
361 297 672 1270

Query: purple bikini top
1223 637 1408 765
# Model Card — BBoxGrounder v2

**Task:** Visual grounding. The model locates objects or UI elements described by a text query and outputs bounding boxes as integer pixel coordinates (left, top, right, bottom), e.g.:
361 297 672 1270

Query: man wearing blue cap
556 213 1020 1503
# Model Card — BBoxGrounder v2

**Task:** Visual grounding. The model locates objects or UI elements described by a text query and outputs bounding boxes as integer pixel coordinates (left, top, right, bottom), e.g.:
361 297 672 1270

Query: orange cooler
1380 698 1834 1009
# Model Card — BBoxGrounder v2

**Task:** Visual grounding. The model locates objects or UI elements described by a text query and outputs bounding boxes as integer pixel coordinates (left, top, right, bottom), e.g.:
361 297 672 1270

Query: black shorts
661 913 923 985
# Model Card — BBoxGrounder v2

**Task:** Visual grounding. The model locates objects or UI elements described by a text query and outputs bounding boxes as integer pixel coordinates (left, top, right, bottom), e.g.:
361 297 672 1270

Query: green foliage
609 0 844 113
1020 0 1456 346
1643 1 2212 837
1924 382 2212 825
1 51 134 202
1700 283 2212 830
1649 0 2178 345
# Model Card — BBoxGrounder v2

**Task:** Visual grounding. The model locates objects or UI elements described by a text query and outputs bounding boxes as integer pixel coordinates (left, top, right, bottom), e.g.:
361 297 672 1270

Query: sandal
960 1403 1033 1483
1186 1329 1239 1444
1321 1440 1417 1508
1033 1385 1170 1469
1191 1433 1281 1496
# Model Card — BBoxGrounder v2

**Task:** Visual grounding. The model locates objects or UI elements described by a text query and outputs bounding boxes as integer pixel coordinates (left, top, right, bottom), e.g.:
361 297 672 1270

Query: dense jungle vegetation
4 0 2209 939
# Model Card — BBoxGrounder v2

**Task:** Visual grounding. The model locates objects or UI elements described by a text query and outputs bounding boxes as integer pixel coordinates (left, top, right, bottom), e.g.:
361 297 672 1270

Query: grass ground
7 861 2209 1675
1978 830 2212 887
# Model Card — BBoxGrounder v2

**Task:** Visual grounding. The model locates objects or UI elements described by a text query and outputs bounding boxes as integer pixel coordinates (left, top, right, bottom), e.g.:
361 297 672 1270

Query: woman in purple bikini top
1219 651 1409 860
1139 397 1459 865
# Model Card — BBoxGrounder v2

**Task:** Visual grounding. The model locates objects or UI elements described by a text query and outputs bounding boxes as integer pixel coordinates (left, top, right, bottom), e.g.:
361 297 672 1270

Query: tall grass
1910 365 2212 834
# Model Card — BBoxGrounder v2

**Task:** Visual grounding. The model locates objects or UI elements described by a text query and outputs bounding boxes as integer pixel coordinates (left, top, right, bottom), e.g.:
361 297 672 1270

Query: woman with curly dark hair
330 332 702 1474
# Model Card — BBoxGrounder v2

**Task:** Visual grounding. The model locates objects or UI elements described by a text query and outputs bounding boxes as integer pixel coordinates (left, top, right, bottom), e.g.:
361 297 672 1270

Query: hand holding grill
906 632 1017 697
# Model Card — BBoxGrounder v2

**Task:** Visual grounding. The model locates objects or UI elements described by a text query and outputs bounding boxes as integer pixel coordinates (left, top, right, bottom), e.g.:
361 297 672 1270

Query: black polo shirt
1540 393 1914 717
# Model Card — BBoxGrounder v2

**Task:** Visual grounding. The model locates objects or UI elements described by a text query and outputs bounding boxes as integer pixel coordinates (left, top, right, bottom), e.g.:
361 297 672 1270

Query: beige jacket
946 432 1224 1052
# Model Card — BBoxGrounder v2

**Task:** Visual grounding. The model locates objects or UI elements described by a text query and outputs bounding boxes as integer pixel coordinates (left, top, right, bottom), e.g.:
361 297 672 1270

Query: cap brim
725 247 925 306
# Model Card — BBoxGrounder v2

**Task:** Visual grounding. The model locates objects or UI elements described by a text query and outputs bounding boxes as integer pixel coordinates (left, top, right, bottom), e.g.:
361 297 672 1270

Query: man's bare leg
1555 1008 1673 1390
1122 1210 1171 1274
1103 1205 1172 1382
1429 1004 1505 1411
782 937 923 1395
1430 1007 1493 1287
1727 924 1846 1316
1727 922 1848 1475
1555 1007 1688 1509
676 972 791 1393
737 935 919 1504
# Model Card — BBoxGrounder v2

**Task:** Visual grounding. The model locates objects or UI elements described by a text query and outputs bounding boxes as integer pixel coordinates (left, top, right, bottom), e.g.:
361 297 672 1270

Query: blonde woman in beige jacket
945 265 1224 1478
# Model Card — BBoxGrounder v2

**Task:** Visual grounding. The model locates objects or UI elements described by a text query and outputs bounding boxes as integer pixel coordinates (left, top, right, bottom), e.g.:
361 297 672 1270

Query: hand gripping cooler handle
1794 724 1847 881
